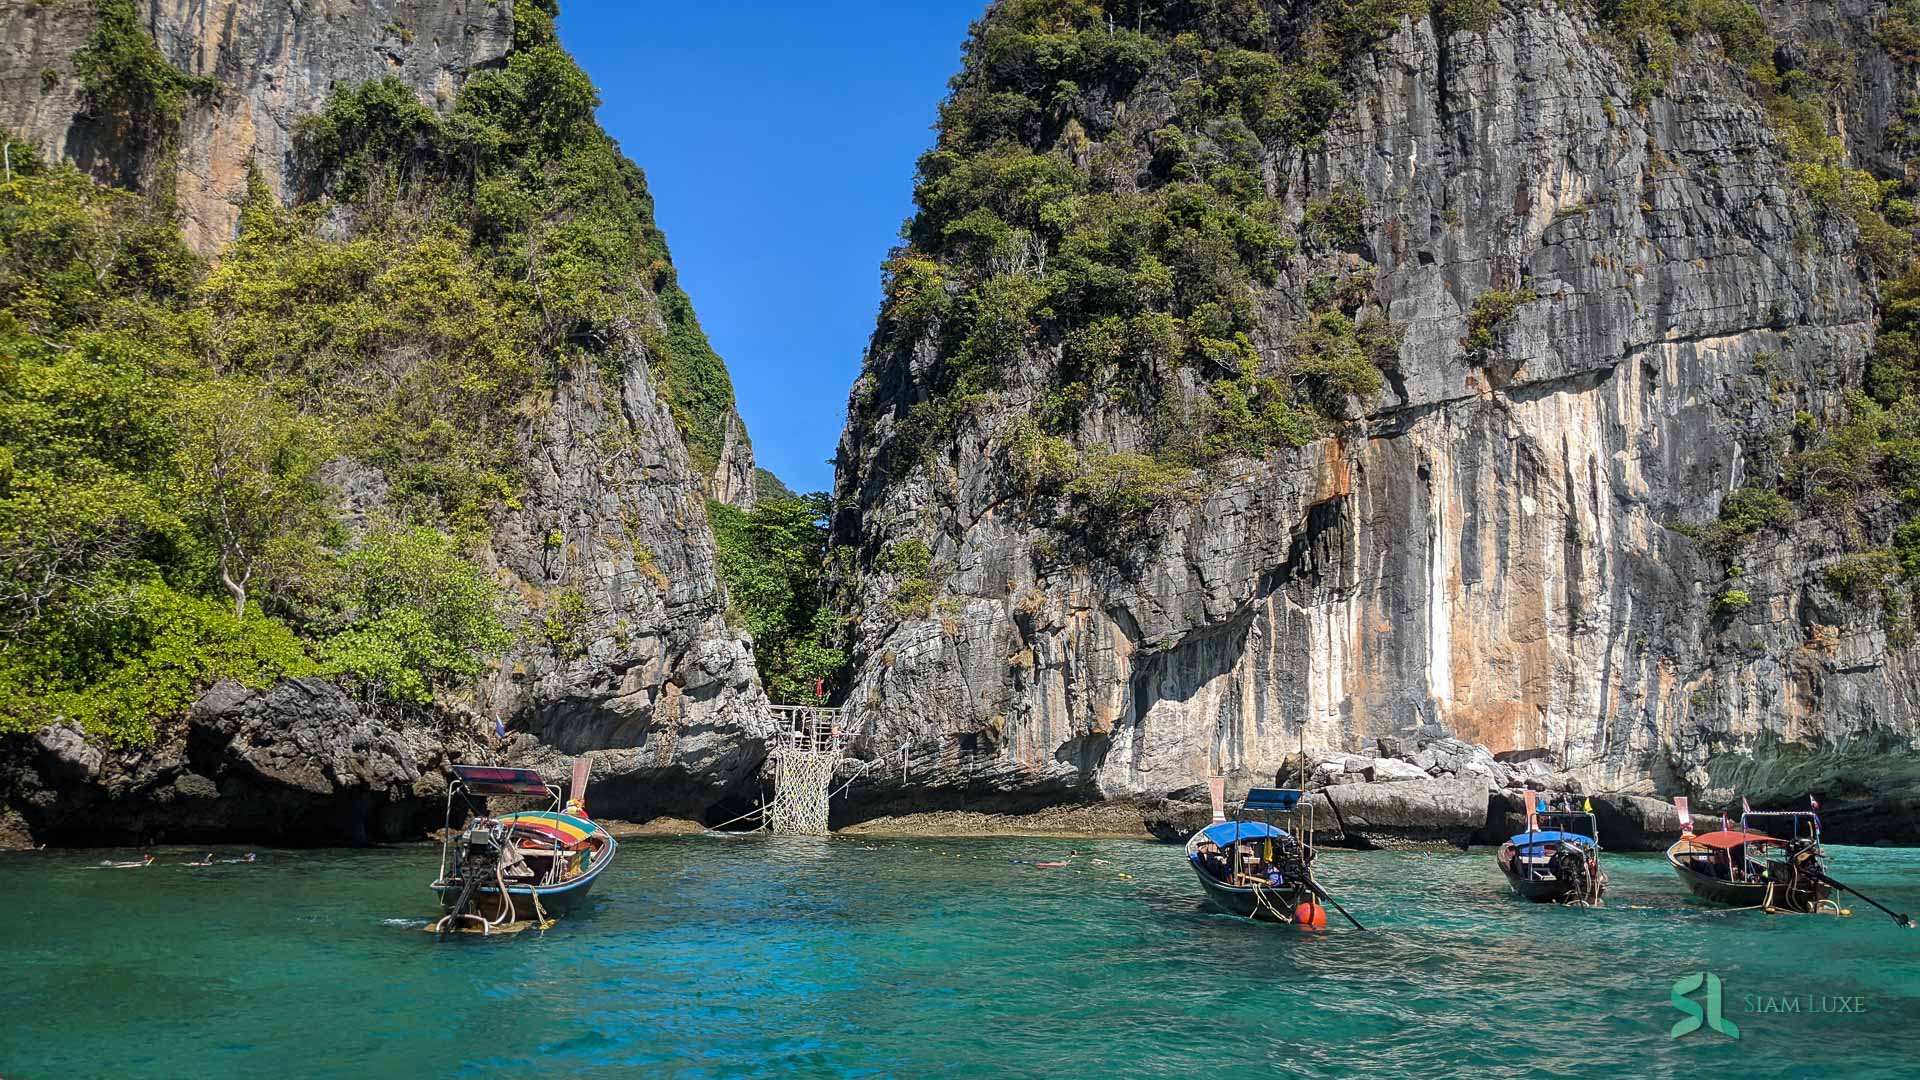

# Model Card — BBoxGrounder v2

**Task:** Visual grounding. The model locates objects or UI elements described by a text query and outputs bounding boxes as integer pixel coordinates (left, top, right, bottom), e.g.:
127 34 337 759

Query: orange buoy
1294 902 1327 928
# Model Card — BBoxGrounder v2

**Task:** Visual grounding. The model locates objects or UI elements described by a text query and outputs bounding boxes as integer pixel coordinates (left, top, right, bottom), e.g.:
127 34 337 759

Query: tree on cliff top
710 494 847 703
171 378 331 619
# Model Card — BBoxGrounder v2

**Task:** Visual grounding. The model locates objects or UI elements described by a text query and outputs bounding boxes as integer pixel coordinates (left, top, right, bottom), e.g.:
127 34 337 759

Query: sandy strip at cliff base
597 817 708 838
835 804 1157 839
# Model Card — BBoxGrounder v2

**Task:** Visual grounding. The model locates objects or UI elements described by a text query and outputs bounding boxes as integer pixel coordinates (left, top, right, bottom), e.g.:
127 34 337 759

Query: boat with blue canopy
1496 801 1606 906
1184 781 1359 928
430 761 615 937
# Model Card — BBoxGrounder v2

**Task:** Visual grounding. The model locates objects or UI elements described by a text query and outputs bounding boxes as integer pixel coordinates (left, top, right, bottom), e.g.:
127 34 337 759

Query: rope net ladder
766 706 845 835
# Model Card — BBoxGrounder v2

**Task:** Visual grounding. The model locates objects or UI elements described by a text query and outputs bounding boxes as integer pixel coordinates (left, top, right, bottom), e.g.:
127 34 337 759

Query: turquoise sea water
1 838 1916 1079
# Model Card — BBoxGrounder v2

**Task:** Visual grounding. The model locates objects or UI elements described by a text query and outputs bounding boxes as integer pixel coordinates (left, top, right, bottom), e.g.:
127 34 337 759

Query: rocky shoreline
8 688 1916 850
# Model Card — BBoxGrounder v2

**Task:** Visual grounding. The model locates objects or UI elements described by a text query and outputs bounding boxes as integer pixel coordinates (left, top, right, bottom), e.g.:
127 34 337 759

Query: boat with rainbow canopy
431 762 616 937
1184 781 1357 927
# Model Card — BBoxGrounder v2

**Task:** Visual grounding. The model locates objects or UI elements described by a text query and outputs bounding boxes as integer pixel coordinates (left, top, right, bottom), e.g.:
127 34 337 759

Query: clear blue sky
557 2 984 495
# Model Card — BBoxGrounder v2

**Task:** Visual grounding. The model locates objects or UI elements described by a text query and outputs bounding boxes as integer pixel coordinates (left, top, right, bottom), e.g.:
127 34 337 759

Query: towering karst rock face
831 0 1920 816
0 0 768 843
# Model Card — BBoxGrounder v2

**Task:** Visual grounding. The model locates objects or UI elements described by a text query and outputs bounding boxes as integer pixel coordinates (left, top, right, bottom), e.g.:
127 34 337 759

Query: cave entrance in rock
701 791 763 830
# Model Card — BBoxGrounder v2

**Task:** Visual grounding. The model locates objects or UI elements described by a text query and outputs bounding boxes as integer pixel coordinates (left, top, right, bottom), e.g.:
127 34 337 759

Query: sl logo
1671 972 1741 1040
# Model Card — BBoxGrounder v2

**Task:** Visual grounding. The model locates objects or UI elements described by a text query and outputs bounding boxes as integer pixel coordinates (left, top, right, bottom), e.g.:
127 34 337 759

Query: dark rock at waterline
0 679 452 848
1590 794 1683 852
0 674 783 848
1813 795 1920 847
1474 789 1529 847
1472 790 1683 852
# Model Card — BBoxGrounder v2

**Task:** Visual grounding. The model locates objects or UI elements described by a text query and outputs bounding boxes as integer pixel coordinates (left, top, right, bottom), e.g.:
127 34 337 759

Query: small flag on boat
1675 796 1692 826
1583 797 1593 812
1809 794 1820 810
1742 797 1753 815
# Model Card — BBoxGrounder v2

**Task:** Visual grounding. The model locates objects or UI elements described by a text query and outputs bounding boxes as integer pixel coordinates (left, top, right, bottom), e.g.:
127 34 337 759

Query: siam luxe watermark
1670 972 1740 1040
1669 972 1871 1040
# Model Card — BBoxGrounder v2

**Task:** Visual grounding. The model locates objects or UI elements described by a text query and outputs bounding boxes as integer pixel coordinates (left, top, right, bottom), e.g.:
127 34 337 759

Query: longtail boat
1184 780 1360 928
431 762 616 936
1665 802 1835 915
1497 801 1607 906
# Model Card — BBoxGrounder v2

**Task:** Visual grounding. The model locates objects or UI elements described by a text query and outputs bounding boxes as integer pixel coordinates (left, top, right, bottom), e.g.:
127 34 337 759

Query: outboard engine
439 818 511 938
1548 844 1594 903
1766 841 1830 913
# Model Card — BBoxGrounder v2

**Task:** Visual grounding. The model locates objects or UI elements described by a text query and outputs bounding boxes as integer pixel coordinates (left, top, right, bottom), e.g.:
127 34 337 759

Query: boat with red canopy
431 762 616 936
1665 802 1834 914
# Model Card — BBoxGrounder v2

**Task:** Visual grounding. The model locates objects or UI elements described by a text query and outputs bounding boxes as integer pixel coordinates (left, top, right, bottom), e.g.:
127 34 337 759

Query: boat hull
1187 861 1308 922
1666 841 1773 908
435 837 616 921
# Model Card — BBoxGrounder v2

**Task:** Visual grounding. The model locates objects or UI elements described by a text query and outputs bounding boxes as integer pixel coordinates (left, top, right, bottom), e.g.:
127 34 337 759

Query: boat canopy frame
1206 788 1317 887
437 766 568 893
1513 810 1601 851
1740 810 1822 846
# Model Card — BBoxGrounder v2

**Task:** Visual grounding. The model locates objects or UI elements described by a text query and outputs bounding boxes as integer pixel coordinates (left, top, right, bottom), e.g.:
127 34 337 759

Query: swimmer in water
97 854 155 869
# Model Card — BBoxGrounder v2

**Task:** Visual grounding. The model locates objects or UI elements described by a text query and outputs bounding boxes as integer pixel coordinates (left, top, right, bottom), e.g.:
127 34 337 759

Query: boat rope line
704 761 875 836
704 804 767 833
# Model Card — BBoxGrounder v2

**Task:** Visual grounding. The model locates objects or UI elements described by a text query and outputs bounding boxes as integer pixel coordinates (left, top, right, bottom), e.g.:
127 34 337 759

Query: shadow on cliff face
827 780 1110 831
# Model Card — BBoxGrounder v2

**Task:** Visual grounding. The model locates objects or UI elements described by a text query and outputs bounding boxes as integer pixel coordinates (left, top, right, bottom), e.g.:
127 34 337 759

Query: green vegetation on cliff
709 494 846 703
73 0 217 170
869 0 1413 536
0 1 745 742
0 148 519 740
291 1 738 473
1599 0 1911 271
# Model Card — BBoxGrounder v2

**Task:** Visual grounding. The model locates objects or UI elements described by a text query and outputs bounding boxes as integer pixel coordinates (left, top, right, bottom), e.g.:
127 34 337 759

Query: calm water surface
2 837 1917 1079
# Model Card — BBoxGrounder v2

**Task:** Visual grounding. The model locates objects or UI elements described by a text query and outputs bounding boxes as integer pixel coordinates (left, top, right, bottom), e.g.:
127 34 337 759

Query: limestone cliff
2 0 513 253
830 0 1920 825
0 0 769 844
